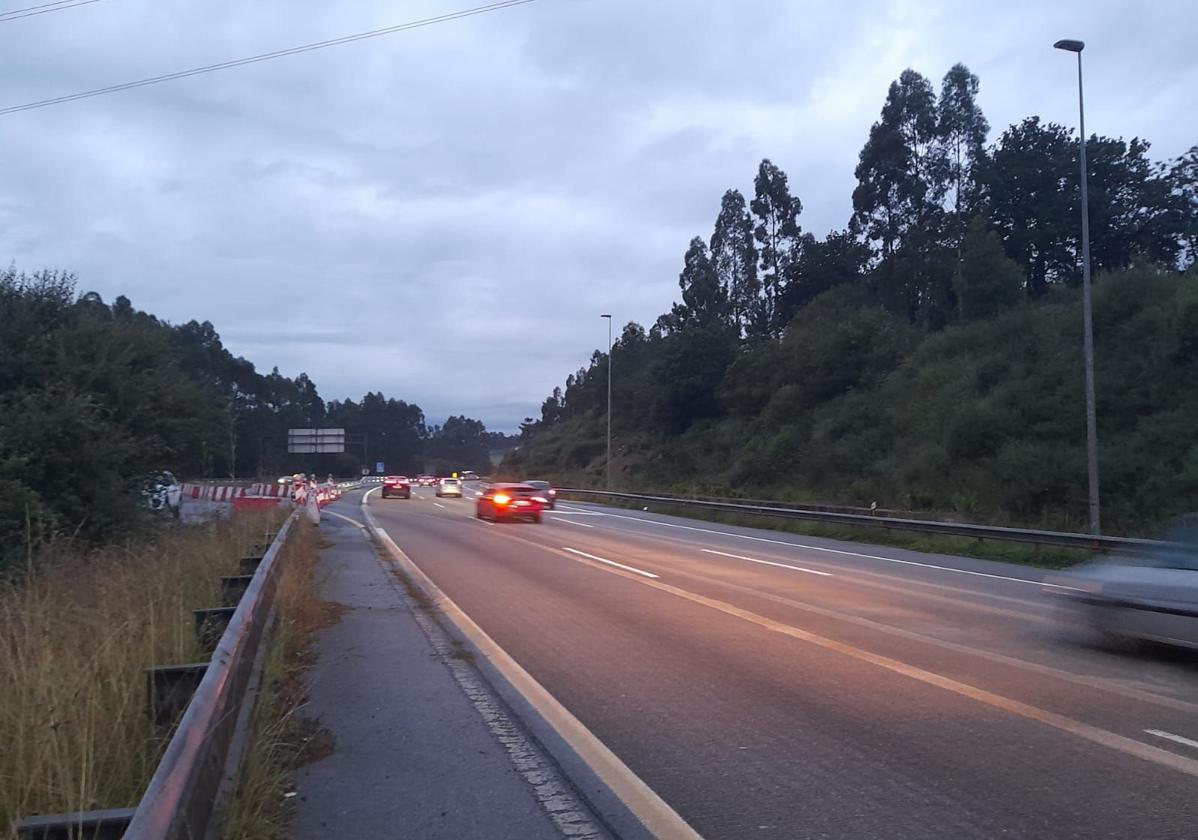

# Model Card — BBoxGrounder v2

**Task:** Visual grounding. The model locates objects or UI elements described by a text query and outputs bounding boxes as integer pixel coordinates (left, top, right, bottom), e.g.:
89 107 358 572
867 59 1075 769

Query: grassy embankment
510 268 1198 553
0 511 282 838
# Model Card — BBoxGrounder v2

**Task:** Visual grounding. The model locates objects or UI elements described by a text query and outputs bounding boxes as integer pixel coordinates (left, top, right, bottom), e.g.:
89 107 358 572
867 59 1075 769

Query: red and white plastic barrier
180 484 255 502
180 478 347 515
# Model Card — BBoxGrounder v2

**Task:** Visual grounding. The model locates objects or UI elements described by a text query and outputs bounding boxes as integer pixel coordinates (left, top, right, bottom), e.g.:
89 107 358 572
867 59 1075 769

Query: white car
143 471 181 517
436 478 463 498
1046 521 1198 650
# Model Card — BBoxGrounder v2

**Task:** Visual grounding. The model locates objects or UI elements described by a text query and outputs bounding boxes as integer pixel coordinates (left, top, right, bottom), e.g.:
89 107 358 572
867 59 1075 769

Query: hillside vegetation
506 64 1198 534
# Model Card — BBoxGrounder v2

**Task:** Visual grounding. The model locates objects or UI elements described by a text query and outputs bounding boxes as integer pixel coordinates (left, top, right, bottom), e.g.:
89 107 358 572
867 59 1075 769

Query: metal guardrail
584 488 916 519
559 489 1184 554
122 511 299 840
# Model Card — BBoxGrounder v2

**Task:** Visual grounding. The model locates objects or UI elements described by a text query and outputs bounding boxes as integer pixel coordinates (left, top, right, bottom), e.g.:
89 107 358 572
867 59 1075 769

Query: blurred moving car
381 476 411 499
436 478 463 498
522 480 557 510
476 483 544 523
1046 520 1198 650
143 471 181 517
418 475 436 487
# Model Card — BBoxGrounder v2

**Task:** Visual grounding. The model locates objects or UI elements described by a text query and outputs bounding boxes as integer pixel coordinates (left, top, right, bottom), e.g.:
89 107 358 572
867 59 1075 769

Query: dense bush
1 271 223 563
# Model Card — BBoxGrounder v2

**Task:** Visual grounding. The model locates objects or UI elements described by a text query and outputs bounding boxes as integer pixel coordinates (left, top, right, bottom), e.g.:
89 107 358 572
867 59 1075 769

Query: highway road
356 484 1198 839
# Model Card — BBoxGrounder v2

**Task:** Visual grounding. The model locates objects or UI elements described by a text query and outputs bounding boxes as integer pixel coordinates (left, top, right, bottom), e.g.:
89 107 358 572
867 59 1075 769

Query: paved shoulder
292 514 600 840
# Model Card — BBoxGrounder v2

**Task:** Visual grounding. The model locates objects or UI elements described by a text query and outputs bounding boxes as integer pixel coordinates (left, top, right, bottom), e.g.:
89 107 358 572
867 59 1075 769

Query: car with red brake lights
476 483 545 523
381 476 411 499
522 480 557 510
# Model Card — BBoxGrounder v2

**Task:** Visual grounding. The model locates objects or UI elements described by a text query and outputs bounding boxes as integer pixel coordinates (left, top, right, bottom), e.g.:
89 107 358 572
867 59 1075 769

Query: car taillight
548 489 556 495
493 493 511 505
532 496 548 503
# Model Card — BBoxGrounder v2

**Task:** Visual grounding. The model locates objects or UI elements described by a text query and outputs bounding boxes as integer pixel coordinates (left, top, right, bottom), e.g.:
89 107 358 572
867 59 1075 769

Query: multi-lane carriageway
339 484 1198 840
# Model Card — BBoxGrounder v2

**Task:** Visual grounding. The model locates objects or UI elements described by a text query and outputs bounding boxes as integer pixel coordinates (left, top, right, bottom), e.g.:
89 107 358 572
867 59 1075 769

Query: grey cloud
2 0 1195 432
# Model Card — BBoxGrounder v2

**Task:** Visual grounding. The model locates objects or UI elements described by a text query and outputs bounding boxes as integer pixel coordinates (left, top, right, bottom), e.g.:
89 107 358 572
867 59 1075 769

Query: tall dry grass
0 511 282 837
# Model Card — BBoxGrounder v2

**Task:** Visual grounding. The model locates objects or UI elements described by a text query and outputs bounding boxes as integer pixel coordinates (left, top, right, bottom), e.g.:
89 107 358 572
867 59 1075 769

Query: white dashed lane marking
562 547 659 579
701 548 832 576
1146 729 1198 751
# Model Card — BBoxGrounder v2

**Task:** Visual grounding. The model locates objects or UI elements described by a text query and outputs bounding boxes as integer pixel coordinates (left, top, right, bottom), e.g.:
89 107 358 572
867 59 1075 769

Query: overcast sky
2 0 1195 430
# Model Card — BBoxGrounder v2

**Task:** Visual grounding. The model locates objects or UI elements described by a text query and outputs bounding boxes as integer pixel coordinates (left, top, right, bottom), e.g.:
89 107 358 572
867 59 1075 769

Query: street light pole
601 314 612 490
1055 38 1101 535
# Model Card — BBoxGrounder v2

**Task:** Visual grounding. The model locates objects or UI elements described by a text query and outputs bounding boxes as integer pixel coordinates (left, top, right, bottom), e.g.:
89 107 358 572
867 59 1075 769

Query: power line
1 0 96 15
0 0 537 115
0 0 104 23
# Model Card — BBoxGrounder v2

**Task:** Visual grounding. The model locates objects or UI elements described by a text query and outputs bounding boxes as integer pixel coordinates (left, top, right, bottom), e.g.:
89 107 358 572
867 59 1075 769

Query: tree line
0 268 507 569
508 63 1198 533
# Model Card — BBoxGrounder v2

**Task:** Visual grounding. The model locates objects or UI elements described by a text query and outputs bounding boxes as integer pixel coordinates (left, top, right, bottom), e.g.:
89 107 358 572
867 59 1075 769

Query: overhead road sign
287 428 346 454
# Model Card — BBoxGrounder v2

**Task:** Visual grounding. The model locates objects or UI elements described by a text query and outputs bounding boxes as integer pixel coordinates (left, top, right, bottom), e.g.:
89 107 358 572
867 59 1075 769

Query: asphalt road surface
359 485 1198 839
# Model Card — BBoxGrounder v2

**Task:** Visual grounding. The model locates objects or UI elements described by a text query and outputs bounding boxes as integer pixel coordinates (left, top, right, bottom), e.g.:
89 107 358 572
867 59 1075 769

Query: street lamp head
1054 39 1085 53
600 313 611 319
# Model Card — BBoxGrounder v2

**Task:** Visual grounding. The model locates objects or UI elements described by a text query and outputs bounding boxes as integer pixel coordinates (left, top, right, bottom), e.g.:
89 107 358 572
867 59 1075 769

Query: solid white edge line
701 547 832 576
561 547 659 579
360 497 701 840
571 506 1069 589
1146 729 1198 750
324 509 366 529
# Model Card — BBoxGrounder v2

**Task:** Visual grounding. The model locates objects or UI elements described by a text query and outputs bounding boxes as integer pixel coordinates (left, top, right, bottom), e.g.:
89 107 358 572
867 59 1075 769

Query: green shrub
944 403 1012 460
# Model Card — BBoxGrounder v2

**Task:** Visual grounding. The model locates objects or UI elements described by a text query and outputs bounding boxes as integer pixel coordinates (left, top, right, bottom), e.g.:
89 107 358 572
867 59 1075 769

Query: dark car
476 483 545 523
522 480 557 510
381 476 411 499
